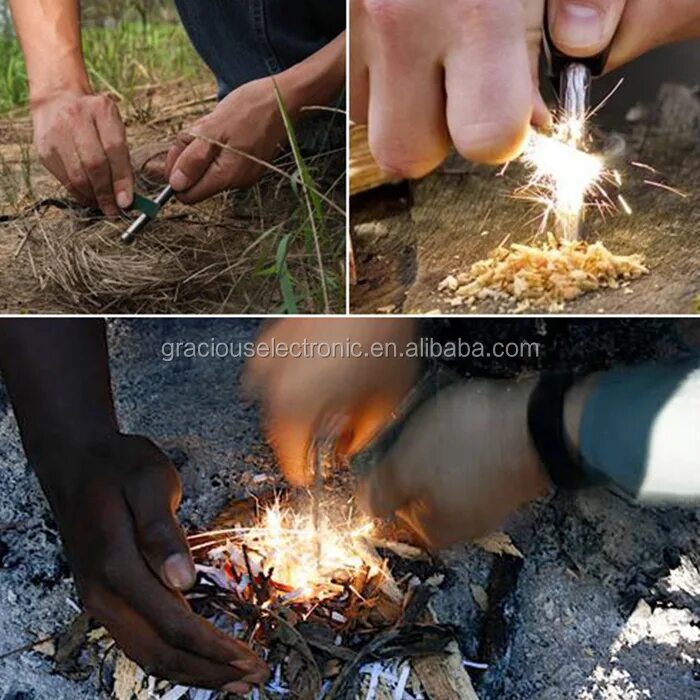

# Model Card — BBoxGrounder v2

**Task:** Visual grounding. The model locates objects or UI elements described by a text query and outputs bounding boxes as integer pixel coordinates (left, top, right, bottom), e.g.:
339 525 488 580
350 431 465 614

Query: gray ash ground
1 318 699 700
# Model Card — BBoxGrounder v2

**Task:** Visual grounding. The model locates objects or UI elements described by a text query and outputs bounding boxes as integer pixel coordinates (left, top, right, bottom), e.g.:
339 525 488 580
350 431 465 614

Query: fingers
607 0 700 71
72 118 120 216
547 0 626 59
94 105 134 209
164 143 185 181
101 522 266 672
524 0 552 129
349 62 370 125
364 8 450 177
395 500 453 549
44 147 94 207
176 160 240 205
265 414 315 487
62 96 131 215
443 1 533 164
358 453 413 520
349 0 370 123
124 455 196 592
83 585 266 690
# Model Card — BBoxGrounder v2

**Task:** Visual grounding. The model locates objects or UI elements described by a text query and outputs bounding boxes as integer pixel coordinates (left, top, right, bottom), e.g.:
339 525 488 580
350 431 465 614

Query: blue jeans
174 0 345 100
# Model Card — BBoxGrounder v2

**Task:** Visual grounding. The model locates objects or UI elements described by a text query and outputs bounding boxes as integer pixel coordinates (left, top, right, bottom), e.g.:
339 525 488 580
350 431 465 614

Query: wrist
30 81 92 112
513 379 552 493
527 372 594 489
274 33 345 117
25 427 122 477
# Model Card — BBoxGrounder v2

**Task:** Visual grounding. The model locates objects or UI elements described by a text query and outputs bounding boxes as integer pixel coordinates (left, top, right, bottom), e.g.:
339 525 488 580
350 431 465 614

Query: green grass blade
275 233 298 314
273 84 327 236
273 82 330 312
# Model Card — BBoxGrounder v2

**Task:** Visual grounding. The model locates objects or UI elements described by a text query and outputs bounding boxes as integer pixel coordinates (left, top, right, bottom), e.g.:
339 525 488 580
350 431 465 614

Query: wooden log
349 125 401 195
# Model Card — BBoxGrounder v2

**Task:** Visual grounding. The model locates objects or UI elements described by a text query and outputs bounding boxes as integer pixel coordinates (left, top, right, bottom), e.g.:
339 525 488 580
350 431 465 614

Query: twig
144 94 217 126
262 608 323 695
326 629 401 699
0 635 55 662
182 132 345 217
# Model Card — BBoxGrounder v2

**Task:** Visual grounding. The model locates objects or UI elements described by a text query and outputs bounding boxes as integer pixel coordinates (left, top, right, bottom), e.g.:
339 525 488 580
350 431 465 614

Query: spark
191 497 378 600
587 77 624 120
643 180 688 198
632 161 659 174
618 194 632 215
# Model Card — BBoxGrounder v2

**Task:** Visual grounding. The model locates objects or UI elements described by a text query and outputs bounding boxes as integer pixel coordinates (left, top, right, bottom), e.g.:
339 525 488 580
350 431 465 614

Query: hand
36 433 268 692
350 0 549 175
165 77 288 204
359 379 551 548
32 91 134 216
244 318 420 486
546 0 700 70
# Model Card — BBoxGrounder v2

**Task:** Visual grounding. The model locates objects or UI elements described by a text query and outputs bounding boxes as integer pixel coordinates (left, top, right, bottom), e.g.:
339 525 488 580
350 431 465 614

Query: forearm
8 0 91 107
565 355 700 502
276 32 346 118
0 319 118 466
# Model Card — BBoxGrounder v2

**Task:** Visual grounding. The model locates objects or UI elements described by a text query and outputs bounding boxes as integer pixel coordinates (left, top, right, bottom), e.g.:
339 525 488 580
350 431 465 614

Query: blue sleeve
580 354 700 500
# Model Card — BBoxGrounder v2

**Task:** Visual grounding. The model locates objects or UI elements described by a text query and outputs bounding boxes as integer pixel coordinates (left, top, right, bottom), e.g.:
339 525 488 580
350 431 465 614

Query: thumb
168 130 218 193
357 452 413 520
164 142 185 181
266 413 315 487
547 0 625 59
124 454 196 592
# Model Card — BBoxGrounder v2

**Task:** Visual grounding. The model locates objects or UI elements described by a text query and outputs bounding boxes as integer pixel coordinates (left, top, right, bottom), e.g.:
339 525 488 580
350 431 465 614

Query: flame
243 500 375 595
196 498 378 600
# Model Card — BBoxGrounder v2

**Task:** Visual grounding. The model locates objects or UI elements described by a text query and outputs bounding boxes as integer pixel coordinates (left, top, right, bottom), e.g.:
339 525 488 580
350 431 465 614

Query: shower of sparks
516 115 620 238
509 76 688 242
521 124 603 220
189 497 378 600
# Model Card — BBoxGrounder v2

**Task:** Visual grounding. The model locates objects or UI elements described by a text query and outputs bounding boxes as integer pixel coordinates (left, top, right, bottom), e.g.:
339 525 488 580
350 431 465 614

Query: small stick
242 544 265 606
0 635 55 662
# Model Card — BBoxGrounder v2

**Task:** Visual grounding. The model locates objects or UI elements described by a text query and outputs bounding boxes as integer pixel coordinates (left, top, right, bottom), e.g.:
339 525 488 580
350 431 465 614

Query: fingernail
222 681 250 696
553 2 604 50
116 190 132 209
163 553 195 590
170 169 190 192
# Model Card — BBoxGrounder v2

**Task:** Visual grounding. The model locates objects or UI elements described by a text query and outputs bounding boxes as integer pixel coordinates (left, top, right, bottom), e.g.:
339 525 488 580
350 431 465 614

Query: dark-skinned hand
37 432 268 693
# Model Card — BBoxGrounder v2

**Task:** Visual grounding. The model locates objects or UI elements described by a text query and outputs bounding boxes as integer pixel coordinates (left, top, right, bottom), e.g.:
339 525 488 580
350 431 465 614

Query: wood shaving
475 532 524 559
437 234 649 312
470 585 489 613
113 653 143 700
32 639 56 658
412 642 479 700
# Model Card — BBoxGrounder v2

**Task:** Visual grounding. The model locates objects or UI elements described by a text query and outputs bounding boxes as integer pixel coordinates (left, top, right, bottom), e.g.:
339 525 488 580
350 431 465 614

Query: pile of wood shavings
437 234 649 313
